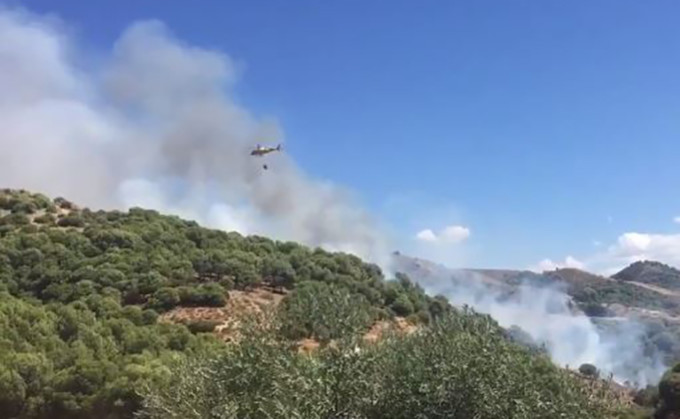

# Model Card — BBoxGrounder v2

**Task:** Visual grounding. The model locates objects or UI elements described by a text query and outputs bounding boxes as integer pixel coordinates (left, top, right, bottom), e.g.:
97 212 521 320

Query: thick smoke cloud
0 9 390 267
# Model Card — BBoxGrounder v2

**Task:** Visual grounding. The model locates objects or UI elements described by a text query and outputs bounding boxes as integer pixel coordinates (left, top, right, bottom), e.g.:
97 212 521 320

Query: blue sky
15 0 680 271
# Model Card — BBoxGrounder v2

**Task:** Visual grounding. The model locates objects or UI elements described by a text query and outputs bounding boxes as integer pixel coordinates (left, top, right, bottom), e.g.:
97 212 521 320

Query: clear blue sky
18 0 680 270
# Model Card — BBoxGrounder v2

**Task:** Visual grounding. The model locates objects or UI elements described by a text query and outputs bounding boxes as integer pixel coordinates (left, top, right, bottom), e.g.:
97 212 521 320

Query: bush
579 363 599 378
390 294 414 316
149 287 180 311
34 214 55 224
185 320 221 334
178 284 228 307
54 197 74 209
0 213 30 226
141 309 159 325
10 200 37 214
139 310 625 419
657 363 680 417
261 256 296 289
278 281 374 343
195 283 228 307
580 302 610 317
56 214 85 227
88 228 139 250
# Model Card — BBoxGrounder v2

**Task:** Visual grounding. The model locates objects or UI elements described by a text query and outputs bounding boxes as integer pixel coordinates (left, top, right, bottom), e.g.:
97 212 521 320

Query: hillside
0 188 641 418
614 261 680 292
544 268 680 318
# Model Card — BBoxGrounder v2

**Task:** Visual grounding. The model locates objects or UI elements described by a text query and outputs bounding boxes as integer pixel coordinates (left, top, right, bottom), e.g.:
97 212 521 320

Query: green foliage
0 213 30 226
149 287 180 311
579 363 599 378
140 309 625 419
656 363 680 418
278 281 375 343
557 269 680 316
0 189 448 418
33 214 54 225
177 283 228 307
185 320 221 334
0 290 221 419
390 293 414 316
56 214 86 228
0 189 637 419
0 190 54 215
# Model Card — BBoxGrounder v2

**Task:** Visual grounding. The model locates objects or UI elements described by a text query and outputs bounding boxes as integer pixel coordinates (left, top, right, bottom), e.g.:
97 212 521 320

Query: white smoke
399 260 668 387
0 8 390 267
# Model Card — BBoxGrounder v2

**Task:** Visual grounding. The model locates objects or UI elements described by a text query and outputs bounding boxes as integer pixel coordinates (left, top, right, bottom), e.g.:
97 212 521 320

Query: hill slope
0 188 636 419
614 261 680 292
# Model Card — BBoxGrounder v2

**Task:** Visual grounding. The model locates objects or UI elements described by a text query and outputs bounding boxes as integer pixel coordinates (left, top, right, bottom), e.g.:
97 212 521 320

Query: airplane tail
276 144 282 151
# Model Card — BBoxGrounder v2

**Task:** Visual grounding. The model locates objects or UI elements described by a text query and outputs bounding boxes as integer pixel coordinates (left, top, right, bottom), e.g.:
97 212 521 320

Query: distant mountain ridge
392 253 680 322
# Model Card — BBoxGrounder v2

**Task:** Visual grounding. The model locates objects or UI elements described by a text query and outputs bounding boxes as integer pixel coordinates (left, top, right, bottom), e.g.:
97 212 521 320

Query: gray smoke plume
0 8 390 267
394 257 668 387
430 270 667 387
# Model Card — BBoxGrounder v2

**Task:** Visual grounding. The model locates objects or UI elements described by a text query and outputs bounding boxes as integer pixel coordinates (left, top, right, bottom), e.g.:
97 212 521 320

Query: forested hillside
0 189 646 418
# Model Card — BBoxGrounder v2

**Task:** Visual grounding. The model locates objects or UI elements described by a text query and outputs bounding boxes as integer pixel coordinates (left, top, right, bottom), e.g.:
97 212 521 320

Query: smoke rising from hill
402 261 668 387
0 8 390 267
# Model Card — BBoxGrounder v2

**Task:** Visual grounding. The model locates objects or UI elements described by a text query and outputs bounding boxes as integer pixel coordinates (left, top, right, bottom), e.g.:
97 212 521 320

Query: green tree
149 287 180 311
278 281 374 343
390 294 414 316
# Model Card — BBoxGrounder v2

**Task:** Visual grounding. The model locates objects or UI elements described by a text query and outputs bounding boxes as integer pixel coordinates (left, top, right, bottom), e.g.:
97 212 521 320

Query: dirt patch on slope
363 317 418 343
160 286 420 352
159 287 287 342
627 281 680 297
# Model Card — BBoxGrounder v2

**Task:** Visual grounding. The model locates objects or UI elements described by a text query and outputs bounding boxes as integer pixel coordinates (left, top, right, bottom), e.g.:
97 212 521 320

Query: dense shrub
580 302 611 317
278 281 375 343
56 214 85 227
579 363 599 378
390 293 414 316
186 320 221 334
149 287 180 311
33 214 54 224
0 290 222 419
0 213 30 226
140 309 626 419
656 363 680 418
